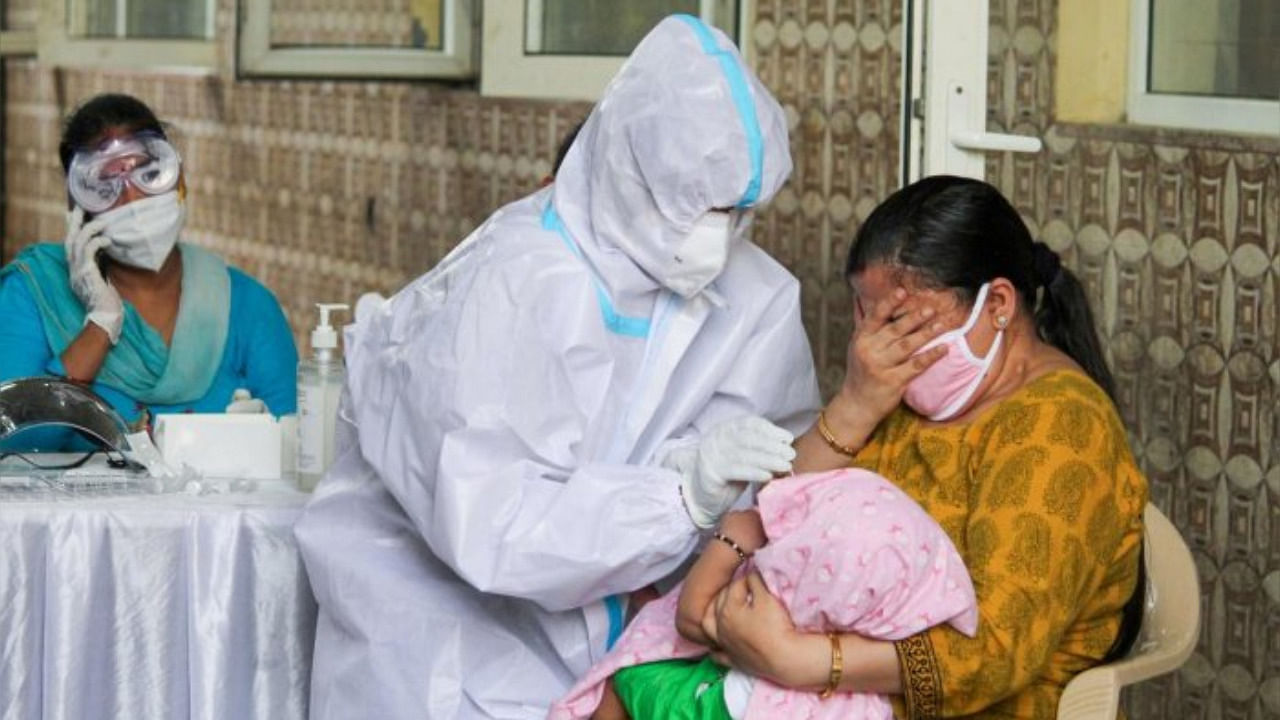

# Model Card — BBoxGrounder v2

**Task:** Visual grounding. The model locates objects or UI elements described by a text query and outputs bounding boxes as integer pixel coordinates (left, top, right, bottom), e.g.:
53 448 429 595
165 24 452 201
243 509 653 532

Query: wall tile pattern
3 1 1277 717
750 0 905 394
981 2 1279 718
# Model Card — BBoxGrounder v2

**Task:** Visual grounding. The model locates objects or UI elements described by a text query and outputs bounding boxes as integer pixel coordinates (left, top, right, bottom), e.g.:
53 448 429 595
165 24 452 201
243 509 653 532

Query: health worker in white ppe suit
295 15 820 719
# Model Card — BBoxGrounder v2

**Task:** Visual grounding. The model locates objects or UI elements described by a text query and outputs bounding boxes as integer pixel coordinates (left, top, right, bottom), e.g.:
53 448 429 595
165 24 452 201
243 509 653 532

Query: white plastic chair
1056 504 1200 719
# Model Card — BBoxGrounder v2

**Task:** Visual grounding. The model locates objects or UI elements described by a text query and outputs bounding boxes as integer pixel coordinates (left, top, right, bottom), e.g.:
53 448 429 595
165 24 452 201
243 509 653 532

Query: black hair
845 175 1116 401
552 118 587 176
58 93 166 174
1101 543 1145 663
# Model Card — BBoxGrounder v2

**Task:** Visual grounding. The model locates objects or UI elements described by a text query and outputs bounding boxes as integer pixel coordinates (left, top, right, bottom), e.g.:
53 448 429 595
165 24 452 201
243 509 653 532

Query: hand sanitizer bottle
297 303 348 491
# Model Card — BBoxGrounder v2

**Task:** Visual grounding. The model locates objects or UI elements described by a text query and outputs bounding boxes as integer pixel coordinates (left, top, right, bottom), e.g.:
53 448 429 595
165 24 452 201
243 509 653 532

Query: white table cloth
0 463 316 720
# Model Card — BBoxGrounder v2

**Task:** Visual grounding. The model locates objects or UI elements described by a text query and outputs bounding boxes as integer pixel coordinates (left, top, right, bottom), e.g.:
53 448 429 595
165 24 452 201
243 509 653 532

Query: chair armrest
1057 665 1120 720
1058 636 1195 719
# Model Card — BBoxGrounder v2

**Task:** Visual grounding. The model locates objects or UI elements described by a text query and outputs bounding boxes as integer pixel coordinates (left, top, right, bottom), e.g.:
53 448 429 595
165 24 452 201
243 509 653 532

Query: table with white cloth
0 459 316 720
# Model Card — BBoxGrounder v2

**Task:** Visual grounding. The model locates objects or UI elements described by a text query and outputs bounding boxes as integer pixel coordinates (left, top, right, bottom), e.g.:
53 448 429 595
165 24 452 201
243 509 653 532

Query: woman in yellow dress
707 175 1147 718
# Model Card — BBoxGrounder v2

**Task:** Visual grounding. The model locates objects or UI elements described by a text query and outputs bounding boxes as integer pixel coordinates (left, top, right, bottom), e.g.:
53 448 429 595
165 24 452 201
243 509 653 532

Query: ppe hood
551 15 793 301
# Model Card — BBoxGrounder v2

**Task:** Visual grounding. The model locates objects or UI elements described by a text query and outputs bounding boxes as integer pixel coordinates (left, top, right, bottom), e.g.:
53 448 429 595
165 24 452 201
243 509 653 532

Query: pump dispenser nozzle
311 303 349 351
298 302 349 491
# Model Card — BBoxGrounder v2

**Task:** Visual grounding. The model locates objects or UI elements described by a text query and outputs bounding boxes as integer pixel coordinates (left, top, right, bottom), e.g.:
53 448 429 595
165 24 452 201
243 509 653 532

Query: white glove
673 415 796 529
65 207 124 344
226 388 268 414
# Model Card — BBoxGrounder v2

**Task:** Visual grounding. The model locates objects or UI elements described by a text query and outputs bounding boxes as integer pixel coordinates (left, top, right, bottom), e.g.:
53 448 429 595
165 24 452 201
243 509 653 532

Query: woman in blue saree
0 93 297 450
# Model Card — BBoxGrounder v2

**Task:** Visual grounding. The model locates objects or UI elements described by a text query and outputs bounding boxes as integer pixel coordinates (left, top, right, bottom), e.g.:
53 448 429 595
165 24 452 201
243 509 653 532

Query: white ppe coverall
295 15 820 719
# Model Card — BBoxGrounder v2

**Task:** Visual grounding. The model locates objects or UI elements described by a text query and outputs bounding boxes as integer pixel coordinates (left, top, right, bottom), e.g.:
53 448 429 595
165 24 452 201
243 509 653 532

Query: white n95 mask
95 190 186 272
663 211 733 298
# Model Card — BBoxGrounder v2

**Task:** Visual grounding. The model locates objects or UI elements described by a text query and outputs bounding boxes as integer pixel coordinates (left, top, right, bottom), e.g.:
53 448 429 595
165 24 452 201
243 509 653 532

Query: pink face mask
902 283 1003 421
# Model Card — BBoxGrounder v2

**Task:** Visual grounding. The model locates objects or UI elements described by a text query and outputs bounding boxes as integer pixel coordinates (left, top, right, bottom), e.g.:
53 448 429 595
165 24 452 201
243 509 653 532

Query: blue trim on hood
604 594 625 650
674 14 764 208
541 203 651 338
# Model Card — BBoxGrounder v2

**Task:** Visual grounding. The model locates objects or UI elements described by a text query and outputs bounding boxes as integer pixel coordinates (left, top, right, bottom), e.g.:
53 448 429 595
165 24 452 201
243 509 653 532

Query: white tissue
123 430 180 479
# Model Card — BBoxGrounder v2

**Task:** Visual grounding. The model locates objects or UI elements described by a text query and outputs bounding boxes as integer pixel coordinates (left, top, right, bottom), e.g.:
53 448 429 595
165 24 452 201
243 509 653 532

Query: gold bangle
712 531 750 564
818 632 843 699
816 410 859 457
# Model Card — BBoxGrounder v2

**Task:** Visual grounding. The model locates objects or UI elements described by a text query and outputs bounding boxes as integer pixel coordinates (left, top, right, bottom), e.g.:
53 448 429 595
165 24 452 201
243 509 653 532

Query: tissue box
154 414 282 480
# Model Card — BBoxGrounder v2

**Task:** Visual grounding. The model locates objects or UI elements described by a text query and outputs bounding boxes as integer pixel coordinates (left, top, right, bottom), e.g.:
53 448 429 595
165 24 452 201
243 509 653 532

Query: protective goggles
67 132 182 213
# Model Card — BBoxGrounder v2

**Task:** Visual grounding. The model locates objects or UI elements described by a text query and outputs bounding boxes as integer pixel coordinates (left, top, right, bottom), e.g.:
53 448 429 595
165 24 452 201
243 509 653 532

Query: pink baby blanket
549 468 978 720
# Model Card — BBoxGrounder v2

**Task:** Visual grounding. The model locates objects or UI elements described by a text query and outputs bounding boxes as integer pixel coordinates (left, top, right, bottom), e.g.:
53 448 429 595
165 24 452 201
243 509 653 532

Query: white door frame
902 0 1042 184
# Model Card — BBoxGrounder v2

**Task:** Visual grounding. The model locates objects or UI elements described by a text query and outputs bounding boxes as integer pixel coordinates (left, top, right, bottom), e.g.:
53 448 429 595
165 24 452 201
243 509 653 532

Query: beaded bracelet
712 531 750 564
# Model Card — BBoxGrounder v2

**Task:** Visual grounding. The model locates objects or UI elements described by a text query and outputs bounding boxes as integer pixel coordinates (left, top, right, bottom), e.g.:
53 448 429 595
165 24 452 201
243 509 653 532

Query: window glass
126 0 209 38
1149 0 1278 99
78 0 118 37
70 0 212 39
526 0 737 56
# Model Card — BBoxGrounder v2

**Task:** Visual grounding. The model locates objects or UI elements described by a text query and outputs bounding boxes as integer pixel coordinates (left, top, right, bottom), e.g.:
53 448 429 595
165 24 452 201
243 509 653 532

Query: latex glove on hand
64 207 124 344
674 415 796 529
226 388 268 414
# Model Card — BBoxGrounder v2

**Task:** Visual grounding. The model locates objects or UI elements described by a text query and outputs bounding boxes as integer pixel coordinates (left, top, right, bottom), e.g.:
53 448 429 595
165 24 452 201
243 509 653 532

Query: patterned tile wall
3 0 1277 717
982 2 1279 718
751 0 904 394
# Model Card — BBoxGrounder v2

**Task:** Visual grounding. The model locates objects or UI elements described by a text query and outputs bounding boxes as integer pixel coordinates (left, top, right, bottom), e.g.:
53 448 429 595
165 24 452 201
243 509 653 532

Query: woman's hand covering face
841 269 955 423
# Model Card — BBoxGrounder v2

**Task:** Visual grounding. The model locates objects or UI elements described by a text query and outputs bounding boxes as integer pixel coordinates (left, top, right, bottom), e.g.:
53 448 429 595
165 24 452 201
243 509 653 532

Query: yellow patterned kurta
850 370 1147 719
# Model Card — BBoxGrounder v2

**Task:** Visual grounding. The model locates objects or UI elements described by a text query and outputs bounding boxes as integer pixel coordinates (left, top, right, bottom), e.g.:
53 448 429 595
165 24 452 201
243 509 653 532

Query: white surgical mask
662 211 732 298
95 190 186 272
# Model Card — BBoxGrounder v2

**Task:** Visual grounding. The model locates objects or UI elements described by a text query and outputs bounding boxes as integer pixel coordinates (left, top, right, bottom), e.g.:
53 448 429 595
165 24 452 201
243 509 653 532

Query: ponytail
1031 243 1116 402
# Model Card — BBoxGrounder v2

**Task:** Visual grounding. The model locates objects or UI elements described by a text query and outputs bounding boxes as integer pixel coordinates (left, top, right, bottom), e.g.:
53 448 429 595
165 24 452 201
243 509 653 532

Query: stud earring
996 316 1008 329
